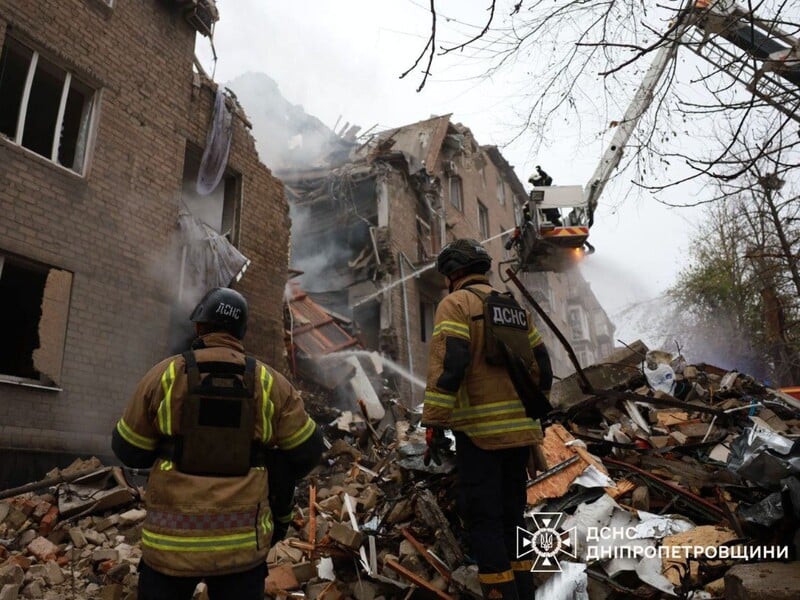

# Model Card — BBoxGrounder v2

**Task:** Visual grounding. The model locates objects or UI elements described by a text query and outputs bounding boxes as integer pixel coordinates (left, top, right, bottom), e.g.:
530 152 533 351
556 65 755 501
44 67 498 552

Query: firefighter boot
511 561 535 599
479 571 519 600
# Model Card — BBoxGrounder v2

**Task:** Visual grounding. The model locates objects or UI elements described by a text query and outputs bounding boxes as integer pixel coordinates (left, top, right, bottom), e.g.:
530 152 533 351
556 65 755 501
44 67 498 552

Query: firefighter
422 239 553 600
112 287 324 600
529 166 562 226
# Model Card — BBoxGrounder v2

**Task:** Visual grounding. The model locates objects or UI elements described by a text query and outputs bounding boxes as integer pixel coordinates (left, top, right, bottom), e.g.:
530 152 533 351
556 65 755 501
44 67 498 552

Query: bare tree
402 1 800 192
665 130 800 383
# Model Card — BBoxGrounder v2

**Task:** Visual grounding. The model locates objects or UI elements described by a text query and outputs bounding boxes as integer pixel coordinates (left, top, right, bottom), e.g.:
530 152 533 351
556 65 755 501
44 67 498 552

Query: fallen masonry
1 342 799 598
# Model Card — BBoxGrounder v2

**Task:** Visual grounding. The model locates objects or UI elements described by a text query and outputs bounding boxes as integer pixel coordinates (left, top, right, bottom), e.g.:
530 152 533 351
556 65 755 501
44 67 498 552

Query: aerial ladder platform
514 0 800 272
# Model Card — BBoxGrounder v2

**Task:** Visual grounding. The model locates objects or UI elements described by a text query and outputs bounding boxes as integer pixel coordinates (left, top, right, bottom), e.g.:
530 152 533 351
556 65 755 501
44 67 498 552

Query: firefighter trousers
455 431 533 595
137 560 267 600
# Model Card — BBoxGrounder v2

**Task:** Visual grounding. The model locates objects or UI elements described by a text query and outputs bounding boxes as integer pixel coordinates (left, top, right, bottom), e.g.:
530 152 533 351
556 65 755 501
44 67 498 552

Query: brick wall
383 132 523 405
383 170 428 405
0 0 288 454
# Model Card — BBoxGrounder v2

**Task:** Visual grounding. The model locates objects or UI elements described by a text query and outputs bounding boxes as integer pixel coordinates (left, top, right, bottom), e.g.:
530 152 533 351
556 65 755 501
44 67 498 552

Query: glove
423 427 450 466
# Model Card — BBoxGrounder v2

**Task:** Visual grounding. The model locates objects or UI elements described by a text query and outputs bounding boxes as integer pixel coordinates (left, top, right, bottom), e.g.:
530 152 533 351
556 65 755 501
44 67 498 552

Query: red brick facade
0 1 288 454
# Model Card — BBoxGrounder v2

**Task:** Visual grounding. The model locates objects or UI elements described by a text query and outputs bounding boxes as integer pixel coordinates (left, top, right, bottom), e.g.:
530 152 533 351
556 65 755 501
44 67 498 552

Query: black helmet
437 238 491 277
190 287 248 340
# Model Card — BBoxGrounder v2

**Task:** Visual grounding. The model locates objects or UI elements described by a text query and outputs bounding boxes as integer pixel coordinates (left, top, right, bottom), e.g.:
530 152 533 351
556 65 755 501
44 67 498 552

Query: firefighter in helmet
423 239 553 600
112 287 324 600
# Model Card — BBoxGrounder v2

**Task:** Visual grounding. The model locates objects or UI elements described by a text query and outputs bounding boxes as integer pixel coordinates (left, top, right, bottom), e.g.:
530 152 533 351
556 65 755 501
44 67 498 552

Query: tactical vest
465 287 534 367
175 350 257 476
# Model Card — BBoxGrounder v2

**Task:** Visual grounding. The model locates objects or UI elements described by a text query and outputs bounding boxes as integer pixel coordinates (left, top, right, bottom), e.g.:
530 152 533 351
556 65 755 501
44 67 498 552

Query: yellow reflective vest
115 332 316 577
422 275 544 450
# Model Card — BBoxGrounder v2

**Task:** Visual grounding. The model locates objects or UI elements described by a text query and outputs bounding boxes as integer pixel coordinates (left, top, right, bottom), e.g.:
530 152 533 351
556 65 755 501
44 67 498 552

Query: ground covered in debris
1 341 799 599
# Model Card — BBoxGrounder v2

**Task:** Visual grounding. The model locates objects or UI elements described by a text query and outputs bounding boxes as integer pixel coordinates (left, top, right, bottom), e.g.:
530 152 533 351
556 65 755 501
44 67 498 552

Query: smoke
579 255 656 315
225 72 365 300
225 72 351 171
612 295 769 379
289 201 356 295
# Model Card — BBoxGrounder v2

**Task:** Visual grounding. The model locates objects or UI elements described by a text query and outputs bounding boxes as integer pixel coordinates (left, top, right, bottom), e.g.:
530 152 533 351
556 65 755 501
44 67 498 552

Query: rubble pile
2 342 799 598
0 458 143 600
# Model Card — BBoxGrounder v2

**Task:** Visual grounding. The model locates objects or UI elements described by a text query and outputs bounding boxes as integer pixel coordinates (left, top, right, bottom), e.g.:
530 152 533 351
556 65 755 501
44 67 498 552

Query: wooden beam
385 558 455 600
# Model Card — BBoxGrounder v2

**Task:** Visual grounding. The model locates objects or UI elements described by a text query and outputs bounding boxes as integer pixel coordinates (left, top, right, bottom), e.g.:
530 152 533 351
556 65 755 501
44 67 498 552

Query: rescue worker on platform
112 287 324 600
422 239 553 600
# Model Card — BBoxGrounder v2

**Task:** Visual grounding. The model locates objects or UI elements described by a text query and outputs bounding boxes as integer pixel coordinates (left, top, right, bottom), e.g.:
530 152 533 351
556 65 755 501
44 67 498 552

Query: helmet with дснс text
189 287 248 340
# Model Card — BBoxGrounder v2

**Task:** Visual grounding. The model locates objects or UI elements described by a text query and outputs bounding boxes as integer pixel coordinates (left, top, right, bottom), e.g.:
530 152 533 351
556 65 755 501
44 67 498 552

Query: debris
264 563 300 595
724 562 800 599
385 558 454 600
1 340 798 599
328 522 364 550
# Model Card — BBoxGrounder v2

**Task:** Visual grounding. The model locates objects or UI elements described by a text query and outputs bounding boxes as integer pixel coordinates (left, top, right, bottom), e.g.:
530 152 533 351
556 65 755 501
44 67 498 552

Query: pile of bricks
0 490 144 600
4 342 800 599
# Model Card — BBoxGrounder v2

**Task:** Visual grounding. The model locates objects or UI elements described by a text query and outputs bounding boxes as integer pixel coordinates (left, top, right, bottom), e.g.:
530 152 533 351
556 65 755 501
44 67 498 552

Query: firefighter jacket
111 332 320 577
422 274 546 450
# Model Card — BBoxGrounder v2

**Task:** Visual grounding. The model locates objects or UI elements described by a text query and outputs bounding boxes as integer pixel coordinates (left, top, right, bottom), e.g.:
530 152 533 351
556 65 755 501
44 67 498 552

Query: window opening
478 200 489 239
568 308 585 340
181 143 240 241
0 37 95 173
0 252 72 385
497 179 506 206
448 176 463 212
416 215 432 262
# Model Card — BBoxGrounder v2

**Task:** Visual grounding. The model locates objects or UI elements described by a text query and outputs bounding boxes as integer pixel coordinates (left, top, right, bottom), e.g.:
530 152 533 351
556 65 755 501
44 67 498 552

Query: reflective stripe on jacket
422 275 544 450
116 332 316 577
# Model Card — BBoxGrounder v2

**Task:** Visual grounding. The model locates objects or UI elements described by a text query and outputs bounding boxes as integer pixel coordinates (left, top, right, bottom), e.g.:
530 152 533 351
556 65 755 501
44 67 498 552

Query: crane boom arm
585 0 800 217
584 17 691 216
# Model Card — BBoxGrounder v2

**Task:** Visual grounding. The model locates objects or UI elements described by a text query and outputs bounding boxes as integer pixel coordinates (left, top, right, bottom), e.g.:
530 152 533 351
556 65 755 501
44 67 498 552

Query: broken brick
264 563 300 595
26 537 58 562
724 562 800 600
328 522 363 550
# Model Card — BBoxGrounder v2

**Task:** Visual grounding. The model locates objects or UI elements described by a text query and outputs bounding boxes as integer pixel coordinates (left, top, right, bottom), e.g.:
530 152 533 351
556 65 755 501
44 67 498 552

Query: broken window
416 216 432 262
478 200 489 240
497 179 506 206
448 176 463 212
0 252 72 386
173 142 246 351
181 142 241 241
0 37 96 174
420 301 435 342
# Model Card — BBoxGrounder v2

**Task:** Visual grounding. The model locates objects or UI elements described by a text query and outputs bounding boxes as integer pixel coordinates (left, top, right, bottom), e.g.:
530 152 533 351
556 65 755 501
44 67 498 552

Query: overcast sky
196 0 713 342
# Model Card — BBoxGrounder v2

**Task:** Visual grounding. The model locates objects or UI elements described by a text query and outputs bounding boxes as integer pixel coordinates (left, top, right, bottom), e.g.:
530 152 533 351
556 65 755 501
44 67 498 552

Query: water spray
319 349 426 389
350 229 516 309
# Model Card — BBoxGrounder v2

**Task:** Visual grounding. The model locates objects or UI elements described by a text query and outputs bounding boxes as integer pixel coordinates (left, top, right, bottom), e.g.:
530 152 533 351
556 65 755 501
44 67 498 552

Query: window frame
448 176 463 212
0 36 97 175
181 141 243 245
416 215 433 262
477 199 489 240
568 307 587 341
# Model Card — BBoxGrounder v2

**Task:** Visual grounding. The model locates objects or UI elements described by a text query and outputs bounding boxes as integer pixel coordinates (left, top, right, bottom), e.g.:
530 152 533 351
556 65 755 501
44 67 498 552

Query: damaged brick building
0 0 288 479
282 114 614 403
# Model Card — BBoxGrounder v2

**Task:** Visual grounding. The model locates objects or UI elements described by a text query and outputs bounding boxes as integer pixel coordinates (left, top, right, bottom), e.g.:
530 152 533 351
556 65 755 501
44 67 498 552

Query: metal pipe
505 268 595 393
398 252 416 405
603 457 728 522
